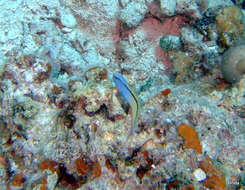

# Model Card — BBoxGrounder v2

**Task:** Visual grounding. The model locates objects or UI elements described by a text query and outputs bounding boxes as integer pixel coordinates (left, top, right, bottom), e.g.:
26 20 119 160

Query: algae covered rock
159 35 182 51
69 67 111 113
84 67 108 83
169 51 200 84
0 117 10 145
13 98 40 120
215 6 245 47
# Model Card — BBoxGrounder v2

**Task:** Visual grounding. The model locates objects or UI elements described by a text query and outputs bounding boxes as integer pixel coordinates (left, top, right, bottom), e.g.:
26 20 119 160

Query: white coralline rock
181 26 204 46
160 0 177 16
119 1 147 28
23 34 40 55
37 0 60 8
176 0 202 19
199 0 233 13
193 168 206 182
60 8 77 28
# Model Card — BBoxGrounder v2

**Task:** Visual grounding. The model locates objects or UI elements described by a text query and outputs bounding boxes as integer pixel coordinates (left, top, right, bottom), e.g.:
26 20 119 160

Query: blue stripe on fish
113 72 140 138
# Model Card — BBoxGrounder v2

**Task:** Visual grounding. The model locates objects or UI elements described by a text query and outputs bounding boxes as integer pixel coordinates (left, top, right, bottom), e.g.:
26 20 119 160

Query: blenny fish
113 72 140 138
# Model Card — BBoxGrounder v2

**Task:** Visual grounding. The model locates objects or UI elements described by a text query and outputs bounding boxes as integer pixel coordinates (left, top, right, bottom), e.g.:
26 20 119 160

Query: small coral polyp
221 44 245 83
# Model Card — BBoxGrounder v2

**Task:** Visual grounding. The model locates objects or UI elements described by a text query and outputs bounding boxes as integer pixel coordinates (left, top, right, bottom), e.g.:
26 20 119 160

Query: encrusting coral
215 6 245 47
221 44 245 83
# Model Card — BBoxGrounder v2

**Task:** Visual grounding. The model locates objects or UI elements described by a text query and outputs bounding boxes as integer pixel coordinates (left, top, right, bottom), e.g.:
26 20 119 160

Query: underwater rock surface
221 44 245 83
0 0 245 189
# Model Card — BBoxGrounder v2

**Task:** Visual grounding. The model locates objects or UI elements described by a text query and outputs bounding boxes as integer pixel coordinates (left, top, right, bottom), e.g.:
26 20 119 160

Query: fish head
113 72 129 88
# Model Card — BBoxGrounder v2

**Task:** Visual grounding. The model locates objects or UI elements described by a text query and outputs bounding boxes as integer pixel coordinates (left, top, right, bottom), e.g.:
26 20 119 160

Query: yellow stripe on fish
113 72 140 138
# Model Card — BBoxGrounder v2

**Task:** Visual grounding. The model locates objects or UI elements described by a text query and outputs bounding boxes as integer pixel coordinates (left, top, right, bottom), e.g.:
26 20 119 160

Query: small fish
113 72 140 138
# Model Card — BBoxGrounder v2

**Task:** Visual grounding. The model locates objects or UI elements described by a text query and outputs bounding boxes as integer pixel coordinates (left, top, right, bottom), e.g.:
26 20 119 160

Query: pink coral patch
112 20 121 44
155 46 172 73
112 15 188 73
138 16 188 72
139 16 188 42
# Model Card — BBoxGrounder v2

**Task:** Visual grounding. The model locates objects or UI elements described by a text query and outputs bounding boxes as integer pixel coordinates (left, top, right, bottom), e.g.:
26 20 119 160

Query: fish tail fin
126 119 138 139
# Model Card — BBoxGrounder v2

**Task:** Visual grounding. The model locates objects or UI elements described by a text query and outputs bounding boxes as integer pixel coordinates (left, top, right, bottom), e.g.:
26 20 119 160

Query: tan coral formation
221 44 245 83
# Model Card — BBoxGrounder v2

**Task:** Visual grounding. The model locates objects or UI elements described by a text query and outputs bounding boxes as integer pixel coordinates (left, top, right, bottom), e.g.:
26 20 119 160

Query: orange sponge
178 123 202 154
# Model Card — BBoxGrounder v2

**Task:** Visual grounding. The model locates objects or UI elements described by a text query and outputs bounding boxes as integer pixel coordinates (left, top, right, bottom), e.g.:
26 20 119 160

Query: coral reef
0 0 245 189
